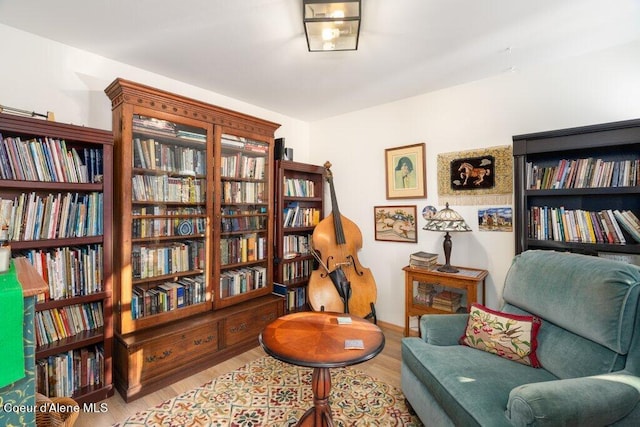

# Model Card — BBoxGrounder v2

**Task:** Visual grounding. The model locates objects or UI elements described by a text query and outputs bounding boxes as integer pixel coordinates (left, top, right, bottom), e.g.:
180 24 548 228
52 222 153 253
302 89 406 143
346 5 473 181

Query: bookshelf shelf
0 180 104 191
106 78 284 401
274 160 325 313
35 327 105 358
0 112 114 404
514 119 640 256
35 291 110 309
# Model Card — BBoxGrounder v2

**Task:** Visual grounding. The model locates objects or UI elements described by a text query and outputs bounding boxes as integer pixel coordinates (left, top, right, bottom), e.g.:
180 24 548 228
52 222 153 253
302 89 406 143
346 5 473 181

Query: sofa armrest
420 313 468 345
505 373 640 426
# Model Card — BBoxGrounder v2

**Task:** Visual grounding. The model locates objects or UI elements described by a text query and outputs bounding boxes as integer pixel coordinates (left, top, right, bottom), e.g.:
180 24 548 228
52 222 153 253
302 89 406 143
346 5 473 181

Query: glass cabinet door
123 114 210 330
218 133 271 306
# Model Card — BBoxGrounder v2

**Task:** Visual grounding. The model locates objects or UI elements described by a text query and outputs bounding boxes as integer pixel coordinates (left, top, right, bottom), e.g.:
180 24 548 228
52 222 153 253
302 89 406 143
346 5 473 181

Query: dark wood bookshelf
274 160 325 313
513 118 640 256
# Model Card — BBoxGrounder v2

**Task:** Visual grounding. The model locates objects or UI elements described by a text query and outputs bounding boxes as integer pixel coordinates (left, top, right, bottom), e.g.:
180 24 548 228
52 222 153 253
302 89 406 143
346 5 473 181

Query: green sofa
402 250 640 426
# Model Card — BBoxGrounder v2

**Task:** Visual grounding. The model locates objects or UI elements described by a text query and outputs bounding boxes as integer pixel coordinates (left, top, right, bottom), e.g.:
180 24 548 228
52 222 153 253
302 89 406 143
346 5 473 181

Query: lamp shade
303 0 361 51
423 203 472 232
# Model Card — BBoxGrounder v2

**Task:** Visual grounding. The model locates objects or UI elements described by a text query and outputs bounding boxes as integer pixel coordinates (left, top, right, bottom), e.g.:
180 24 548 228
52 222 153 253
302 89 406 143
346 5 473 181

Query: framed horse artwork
450 155 495 190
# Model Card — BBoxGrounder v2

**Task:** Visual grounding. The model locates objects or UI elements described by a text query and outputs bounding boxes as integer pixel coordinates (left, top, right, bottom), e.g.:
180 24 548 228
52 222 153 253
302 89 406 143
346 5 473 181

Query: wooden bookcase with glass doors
105 78 284 401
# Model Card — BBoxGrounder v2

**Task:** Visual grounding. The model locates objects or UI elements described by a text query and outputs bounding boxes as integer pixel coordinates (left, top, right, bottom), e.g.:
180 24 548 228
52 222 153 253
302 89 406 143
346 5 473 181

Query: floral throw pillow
459 303 542 367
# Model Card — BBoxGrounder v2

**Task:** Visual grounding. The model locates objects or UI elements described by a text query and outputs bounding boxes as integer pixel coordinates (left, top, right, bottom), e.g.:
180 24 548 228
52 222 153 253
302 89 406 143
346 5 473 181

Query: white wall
0 24 311 158
3 23 640 328
309 39 640 327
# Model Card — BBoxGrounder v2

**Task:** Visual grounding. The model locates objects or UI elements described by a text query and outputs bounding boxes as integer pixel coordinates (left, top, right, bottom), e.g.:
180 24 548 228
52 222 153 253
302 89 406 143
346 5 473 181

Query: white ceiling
1 0 639 122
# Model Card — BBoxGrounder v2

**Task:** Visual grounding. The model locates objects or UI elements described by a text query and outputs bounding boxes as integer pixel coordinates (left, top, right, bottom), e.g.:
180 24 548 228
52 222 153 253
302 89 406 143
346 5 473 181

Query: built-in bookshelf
0 112 113 404
106 78 284 401
274 160 324 312
513 118 640 256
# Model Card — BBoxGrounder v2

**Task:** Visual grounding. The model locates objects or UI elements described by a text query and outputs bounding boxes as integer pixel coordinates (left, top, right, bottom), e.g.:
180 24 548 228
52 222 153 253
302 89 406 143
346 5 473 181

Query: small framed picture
374 205 417 243
385 143 426 199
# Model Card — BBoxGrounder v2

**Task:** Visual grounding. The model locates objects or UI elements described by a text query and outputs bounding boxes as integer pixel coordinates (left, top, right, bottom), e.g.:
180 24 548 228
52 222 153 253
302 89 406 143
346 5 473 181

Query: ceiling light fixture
303 0 361 52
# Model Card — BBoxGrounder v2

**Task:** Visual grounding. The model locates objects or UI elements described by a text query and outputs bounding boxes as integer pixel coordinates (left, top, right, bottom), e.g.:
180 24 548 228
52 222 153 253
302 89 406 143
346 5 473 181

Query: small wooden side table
260 311 385 427
403 265 488 337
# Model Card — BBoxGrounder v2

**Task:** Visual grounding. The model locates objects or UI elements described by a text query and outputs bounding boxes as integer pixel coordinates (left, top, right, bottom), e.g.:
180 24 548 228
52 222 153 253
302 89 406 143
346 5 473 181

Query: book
432 290 463 312
409 251 438 269
344 339 364 350
337 316 352 325
614 210 640 243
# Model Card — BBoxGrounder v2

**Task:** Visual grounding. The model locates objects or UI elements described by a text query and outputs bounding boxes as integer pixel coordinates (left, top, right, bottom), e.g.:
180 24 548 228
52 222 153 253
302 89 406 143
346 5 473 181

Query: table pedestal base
297 367 334 427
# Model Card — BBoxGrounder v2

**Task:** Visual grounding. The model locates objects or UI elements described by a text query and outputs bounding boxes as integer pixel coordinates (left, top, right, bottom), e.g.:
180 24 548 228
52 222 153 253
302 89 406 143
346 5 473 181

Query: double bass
308 162 377 322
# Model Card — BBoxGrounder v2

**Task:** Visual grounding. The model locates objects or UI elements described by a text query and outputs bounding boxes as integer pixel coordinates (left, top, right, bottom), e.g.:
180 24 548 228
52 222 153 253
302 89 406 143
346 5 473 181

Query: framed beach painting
385 143 426 199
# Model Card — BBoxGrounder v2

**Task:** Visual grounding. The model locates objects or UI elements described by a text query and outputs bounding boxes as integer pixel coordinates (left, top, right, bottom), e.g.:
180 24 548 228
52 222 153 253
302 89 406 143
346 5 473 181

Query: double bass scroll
307 161 377 322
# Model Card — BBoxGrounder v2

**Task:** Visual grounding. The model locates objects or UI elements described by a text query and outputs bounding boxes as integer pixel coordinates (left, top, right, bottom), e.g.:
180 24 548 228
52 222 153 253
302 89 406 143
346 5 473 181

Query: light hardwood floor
75 322 406 426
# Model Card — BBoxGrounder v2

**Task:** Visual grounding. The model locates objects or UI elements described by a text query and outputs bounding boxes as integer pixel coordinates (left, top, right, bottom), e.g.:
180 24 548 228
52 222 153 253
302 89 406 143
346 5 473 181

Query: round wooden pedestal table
259 311 385 427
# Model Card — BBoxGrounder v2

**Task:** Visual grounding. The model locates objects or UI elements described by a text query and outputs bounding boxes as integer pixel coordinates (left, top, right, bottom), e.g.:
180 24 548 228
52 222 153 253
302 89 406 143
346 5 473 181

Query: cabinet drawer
224 303 280 347
140 322 218 381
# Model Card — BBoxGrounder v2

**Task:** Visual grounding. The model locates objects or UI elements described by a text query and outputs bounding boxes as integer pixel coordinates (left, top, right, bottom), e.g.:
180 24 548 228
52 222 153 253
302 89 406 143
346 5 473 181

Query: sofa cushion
505 375 640 426
460 303 542 367
402 337 557 426
503 303 627 378
503 250 640 355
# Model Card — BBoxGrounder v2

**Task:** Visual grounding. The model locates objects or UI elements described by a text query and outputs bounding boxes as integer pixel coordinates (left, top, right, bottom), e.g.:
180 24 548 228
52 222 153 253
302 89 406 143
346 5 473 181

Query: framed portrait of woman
385 143 426 199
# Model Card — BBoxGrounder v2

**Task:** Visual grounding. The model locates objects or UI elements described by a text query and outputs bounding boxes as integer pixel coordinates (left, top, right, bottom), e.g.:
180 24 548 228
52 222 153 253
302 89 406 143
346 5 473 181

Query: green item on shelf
0 261 25 387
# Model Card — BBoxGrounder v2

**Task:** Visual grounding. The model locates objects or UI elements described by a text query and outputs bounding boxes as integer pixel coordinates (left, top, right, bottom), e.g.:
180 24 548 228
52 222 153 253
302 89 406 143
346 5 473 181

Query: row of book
132 216 206 239
21 244 104 302
0 134 103 183
36 345 105 398
281 258 314 284
132 175 206 203
221 152 266 180
132 206 206 238
133 115 206 143
35 301 104 346
221 212 266 233
528 207 640 244
131 240 205 279
222 181 266 204
133 137 206 175
221 134 268 153
273 283 307 311
131 276 206 319
284 177 316 197
0 192 103 242
220 266 267 298
526 158 639 190
409 251 438 270
283 205 320 228
220 234 267 265
132 205 205 217
283 233 312 258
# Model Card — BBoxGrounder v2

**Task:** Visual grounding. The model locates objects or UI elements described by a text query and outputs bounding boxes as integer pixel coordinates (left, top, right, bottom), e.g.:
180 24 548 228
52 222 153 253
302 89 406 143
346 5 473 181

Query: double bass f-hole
322 255 362 278
308 245 364 279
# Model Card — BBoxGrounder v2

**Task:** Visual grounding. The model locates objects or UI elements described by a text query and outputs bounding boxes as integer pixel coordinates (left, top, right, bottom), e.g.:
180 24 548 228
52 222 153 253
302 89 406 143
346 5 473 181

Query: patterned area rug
114 356 422 426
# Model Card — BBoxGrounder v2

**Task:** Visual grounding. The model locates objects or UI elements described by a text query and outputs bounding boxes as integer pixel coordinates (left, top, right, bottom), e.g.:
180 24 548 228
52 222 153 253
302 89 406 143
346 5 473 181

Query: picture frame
478 207 513 232
385 143 426 199
374 205 417 243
